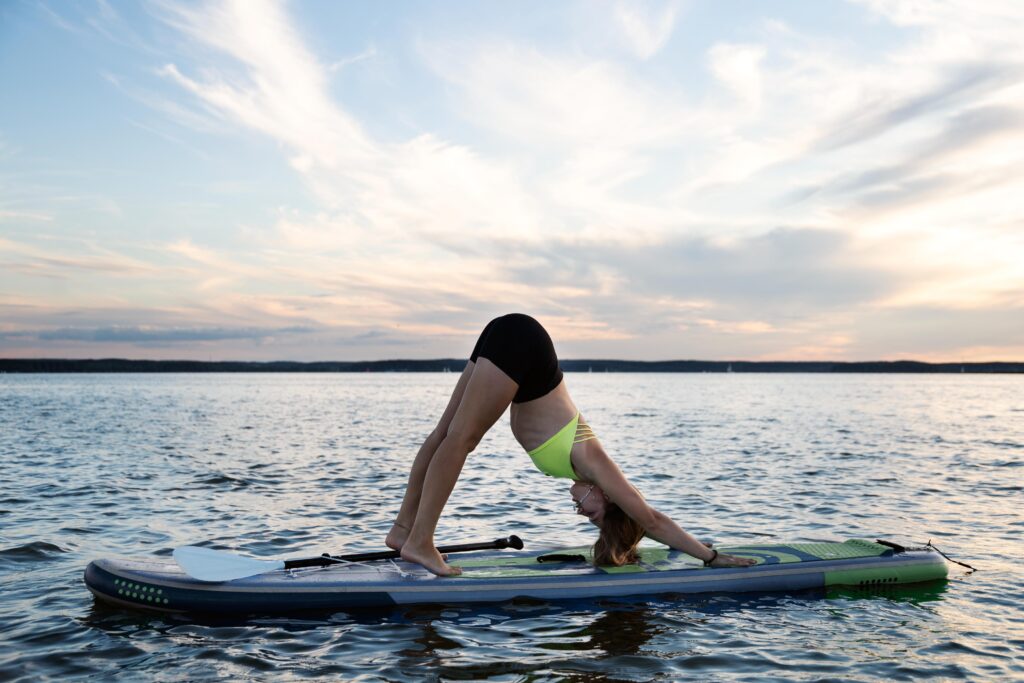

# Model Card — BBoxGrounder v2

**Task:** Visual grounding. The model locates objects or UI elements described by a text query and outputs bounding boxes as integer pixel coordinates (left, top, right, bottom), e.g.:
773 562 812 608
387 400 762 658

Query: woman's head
570 481 607 524
570 482 645 566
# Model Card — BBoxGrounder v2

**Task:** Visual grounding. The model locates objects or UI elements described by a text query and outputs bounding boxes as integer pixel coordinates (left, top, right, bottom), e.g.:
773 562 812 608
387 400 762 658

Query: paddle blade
173 546 285 582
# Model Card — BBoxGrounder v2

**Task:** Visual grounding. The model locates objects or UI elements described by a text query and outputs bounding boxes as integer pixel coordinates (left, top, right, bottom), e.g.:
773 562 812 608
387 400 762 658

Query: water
1 373 1022 681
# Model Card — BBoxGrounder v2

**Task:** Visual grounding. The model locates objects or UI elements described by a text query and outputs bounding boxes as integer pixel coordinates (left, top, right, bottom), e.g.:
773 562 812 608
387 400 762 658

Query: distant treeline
2 358 1022 373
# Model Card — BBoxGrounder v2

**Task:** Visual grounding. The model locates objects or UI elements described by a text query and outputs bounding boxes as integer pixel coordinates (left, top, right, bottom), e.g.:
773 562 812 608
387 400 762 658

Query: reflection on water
83 586 959 682
1 373 1022 681
825 579 948 603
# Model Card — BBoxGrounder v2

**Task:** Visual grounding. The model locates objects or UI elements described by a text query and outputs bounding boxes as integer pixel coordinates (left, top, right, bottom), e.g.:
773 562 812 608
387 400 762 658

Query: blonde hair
593 503 645 566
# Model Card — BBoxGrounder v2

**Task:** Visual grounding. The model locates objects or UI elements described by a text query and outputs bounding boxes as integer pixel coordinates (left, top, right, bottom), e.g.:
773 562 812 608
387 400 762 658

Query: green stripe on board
825 558 947 587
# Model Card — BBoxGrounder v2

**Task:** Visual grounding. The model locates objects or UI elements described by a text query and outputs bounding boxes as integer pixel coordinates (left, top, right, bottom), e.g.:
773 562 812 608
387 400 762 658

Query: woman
386 313 755 576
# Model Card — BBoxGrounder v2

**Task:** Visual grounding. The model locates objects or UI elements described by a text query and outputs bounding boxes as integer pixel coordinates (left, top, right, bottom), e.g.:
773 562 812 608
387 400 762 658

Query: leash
926 539 977 573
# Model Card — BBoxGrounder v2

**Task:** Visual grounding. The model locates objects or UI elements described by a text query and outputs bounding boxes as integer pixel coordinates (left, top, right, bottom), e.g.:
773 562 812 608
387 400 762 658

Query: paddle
174 535 525 582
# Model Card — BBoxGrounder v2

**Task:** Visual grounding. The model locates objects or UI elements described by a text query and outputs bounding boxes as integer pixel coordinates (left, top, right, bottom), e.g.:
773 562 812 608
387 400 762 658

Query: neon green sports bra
527 412 597 479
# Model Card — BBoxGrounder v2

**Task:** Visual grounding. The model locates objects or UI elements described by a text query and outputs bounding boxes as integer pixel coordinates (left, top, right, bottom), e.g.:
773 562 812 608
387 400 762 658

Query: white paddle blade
173 546 286 582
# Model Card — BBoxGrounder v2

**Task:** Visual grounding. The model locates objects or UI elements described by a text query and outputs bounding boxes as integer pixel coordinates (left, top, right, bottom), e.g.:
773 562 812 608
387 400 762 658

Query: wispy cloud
0 210 53 222
36 2 85 35
328 44 377 73
29 324 313 343
0 237 154 276
155 0 379 183
613 0 682 60
812 63 1019 152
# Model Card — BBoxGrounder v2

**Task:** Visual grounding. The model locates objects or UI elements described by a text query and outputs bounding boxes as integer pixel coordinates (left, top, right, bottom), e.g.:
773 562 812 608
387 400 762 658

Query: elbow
635 508 665 532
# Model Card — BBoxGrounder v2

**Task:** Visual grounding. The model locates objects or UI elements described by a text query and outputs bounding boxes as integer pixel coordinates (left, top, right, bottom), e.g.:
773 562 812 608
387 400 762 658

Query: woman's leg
386 360 476 551
400 357 519 575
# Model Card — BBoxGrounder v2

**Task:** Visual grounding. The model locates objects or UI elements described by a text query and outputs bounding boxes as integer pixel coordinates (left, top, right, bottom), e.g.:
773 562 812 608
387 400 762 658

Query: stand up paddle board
84 539 947 614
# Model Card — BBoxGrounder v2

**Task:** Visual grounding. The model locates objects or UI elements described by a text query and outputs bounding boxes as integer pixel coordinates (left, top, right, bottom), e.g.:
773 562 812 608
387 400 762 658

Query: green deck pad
600 546 699 573
455 546 593 579
455 545 701 579
453 540 894 578
636 547 672 565
721 540 891 565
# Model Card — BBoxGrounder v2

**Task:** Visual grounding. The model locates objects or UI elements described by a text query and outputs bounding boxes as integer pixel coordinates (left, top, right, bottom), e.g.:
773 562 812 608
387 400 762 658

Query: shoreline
2 359 1022 373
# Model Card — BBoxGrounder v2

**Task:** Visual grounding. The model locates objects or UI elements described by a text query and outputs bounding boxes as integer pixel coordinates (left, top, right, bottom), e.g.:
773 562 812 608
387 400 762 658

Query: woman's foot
385 522 409 552
400 540 462 577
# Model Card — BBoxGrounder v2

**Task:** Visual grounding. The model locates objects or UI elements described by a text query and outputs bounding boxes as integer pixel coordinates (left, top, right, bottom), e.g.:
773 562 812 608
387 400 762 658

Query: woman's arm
637 509 716 560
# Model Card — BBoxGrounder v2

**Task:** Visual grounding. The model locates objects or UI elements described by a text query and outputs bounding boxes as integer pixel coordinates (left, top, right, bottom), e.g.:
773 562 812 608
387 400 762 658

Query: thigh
432 361 475 436
447 357 519 443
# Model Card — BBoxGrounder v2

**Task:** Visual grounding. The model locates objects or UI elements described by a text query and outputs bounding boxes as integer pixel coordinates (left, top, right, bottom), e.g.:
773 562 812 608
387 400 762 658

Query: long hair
593 503 645 566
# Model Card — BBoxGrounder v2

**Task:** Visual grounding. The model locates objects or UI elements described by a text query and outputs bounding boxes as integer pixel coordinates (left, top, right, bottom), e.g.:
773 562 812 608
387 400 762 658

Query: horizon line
3 358 1023 374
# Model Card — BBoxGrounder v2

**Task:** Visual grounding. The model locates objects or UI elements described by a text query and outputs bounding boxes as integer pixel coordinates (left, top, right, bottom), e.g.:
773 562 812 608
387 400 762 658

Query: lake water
1 372 1022 681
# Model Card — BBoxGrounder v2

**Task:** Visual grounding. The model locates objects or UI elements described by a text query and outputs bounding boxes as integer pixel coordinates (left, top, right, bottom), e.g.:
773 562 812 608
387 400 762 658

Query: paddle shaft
282 535 524 569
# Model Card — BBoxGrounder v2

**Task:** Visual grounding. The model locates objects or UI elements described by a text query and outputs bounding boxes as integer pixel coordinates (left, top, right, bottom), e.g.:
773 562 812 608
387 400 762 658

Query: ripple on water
0 541 70 565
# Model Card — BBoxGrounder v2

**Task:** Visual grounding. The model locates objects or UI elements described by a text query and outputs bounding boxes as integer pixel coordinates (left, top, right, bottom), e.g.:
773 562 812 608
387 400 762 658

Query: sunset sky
2 0 1022 362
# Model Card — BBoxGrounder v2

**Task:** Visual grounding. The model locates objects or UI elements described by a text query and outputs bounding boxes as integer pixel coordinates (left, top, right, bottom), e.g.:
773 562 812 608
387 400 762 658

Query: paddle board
84 539 947 614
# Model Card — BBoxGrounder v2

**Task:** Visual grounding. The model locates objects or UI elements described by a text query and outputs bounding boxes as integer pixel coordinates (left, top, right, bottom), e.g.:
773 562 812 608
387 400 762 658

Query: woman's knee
423 428 446 451
445 425 484 452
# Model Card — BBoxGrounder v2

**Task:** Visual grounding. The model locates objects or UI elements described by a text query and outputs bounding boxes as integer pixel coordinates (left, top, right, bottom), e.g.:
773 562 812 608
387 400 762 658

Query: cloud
0 237 155 278
36 0 163 55
424 41 693 152
154 0 547 249
0 322 430 359
856 304 1024 360
494 227 901 318
812 63 1020 152
708 43 766 110
327 45 377 72
613 0 681 60
156 1 376 157
0 210 53 222
27 325 315 343
852 0 1023 34
419 39 708 232
799 105 1024 202
36 2 85 35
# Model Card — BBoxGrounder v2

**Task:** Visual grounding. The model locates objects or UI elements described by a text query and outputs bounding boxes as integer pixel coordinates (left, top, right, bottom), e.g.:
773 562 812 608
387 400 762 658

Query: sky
1 0 1023 362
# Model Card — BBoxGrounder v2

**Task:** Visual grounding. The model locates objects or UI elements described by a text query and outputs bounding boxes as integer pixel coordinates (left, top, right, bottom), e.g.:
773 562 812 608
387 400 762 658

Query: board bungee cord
172 535 524 582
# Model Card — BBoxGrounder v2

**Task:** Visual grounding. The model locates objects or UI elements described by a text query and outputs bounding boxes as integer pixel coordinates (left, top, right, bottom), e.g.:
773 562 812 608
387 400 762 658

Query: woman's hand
709 551 757 568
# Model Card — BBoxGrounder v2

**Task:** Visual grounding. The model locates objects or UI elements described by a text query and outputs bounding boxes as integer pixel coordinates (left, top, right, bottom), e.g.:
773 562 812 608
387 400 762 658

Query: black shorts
469 313 564 403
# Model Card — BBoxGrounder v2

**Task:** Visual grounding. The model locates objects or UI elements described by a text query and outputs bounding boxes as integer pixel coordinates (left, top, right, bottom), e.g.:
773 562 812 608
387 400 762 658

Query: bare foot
385 523 409 552
401 541 462 577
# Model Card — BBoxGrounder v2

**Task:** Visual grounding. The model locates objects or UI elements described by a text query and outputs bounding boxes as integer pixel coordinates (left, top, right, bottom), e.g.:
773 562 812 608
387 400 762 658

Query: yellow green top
527 412 596 479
